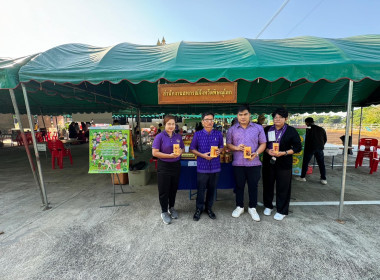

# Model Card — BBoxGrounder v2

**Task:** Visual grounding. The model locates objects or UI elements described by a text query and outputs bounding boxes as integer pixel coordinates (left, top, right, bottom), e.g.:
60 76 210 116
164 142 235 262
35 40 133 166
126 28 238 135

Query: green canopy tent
0 55 49 208
1 35 379 115
2 35 380 218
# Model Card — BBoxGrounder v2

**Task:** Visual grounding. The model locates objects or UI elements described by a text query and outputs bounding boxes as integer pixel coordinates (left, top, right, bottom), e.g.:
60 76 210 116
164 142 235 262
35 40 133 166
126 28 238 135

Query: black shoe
193 209 202 221
207 209 216 219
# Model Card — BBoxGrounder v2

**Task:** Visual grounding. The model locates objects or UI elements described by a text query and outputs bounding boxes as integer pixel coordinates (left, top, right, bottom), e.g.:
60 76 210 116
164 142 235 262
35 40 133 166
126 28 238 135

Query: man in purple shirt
190 112 224 221
226 105 267 222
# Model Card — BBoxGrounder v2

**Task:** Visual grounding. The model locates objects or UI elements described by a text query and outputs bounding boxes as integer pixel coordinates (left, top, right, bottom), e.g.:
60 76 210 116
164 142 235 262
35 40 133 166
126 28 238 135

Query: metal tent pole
222 113 225 134
358 107 363 147
337 80 353 222
40 109 47 129
21 84 50 209
350 105 354 145
9 89 45 204
55 116 59 138
138 108 142 152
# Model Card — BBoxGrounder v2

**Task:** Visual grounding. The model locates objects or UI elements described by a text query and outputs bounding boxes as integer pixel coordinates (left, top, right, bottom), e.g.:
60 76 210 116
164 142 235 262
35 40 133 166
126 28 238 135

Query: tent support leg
358 107 363 147
350 105 354 142
9 89 44 205
39 108 47 129
337 80 353 223
21 84 50 210
137 108 142 152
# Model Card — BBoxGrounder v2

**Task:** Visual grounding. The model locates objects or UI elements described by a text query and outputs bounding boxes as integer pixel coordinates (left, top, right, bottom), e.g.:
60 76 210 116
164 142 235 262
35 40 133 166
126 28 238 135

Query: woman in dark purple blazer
152 115 184 225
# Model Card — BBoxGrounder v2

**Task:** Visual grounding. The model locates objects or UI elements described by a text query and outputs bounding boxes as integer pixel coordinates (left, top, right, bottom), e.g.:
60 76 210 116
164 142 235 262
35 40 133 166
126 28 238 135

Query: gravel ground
0 144 379 280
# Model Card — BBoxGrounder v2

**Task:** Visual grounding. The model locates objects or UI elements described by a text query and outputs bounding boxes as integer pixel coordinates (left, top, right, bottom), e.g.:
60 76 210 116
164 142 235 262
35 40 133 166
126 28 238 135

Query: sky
1 0 380 58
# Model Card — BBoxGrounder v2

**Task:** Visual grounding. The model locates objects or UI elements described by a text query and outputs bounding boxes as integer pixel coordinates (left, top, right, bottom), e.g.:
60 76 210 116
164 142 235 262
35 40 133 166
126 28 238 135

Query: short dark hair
237 105 250 114
305 117 314 123
271 107 288 118
202 112 214 120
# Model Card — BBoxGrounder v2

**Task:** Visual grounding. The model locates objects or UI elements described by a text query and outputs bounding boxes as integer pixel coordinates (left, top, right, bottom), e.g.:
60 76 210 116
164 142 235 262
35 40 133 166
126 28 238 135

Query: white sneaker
273 212 286 221
320 179 327 185
232 206 244 218
294 176 306 182
248 208 260 222
263 208 273 216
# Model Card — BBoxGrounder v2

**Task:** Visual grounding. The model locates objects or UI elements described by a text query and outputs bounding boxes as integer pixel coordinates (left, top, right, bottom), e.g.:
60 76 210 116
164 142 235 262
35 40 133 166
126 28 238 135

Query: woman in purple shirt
262 107 302 221
152 115 184 225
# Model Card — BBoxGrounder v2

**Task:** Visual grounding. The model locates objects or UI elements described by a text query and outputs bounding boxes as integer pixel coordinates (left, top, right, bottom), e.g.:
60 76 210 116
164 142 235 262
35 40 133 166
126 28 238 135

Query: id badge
268 131 276 142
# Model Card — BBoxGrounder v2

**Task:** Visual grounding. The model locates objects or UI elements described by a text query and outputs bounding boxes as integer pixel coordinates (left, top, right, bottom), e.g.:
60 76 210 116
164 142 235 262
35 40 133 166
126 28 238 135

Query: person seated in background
74 123 80 135
85 122 91 139
157 123 163 133
195 122 203 132
68 122 78 139
256 114 266 126
182 123 188 133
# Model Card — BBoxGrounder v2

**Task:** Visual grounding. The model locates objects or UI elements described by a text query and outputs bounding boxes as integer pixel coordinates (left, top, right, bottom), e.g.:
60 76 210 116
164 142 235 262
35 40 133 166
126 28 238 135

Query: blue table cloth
178 160 235 190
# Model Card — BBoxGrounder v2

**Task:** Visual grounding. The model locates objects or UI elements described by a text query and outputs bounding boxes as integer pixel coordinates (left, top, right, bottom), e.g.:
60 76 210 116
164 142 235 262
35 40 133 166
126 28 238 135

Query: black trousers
157 160 181 213
196 172 219 211
262 162 292 215
233 166 261 208
300 149 326 180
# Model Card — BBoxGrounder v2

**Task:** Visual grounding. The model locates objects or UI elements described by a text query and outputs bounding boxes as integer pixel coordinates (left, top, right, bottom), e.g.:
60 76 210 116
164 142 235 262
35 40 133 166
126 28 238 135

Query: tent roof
19 35 380 84
1 35 380 115
0 55 37 89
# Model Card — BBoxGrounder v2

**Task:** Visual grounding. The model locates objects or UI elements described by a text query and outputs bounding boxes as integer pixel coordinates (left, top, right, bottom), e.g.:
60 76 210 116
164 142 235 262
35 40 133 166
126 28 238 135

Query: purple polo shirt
226 122 266 166
152 131 184 162
267 124 288 149
190 129 224 173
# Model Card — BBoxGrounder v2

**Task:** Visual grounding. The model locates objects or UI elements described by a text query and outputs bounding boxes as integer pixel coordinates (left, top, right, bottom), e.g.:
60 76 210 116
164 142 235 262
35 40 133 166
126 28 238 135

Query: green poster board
292 127 306 175
89 127 130 174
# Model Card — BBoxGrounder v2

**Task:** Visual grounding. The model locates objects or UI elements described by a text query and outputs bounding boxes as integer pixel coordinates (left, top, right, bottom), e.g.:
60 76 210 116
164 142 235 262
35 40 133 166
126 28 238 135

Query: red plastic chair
26 133 33 145
48 140 73 169
16 133 23 146
150 158 158 170
35 132 44 143
51 132 58 140
370 146 380 174
355 138 378 168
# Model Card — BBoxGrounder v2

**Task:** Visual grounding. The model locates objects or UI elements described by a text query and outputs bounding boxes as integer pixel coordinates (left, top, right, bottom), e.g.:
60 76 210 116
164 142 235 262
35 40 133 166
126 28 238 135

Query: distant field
326 129 380 145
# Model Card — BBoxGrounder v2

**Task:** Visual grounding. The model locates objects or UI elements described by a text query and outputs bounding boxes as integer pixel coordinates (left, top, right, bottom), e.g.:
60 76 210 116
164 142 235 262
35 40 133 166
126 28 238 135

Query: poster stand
100 173 134 208
88 126 134 208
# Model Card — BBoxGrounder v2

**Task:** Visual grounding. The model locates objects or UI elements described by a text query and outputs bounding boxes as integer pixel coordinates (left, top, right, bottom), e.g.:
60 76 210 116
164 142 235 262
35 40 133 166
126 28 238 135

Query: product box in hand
210 146 218 158
173 144 180 155
244 146 251 158
272 143 279 154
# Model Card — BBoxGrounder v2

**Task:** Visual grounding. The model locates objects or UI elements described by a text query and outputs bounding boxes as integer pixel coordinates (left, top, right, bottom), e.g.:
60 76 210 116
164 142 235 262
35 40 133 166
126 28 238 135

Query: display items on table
89 128 130 173
181 133 195 159
219 146 233 163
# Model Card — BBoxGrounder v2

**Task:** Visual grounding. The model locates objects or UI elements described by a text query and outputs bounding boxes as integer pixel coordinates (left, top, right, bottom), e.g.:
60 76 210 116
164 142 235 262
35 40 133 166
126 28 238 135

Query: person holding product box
226 105 267 222
152 115 184 225
262 107 302 221
190 112 224 221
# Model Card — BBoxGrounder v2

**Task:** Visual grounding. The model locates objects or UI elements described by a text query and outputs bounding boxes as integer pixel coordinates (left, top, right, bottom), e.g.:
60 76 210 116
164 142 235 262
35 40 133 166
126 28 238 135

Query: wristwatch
284 150 288 156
